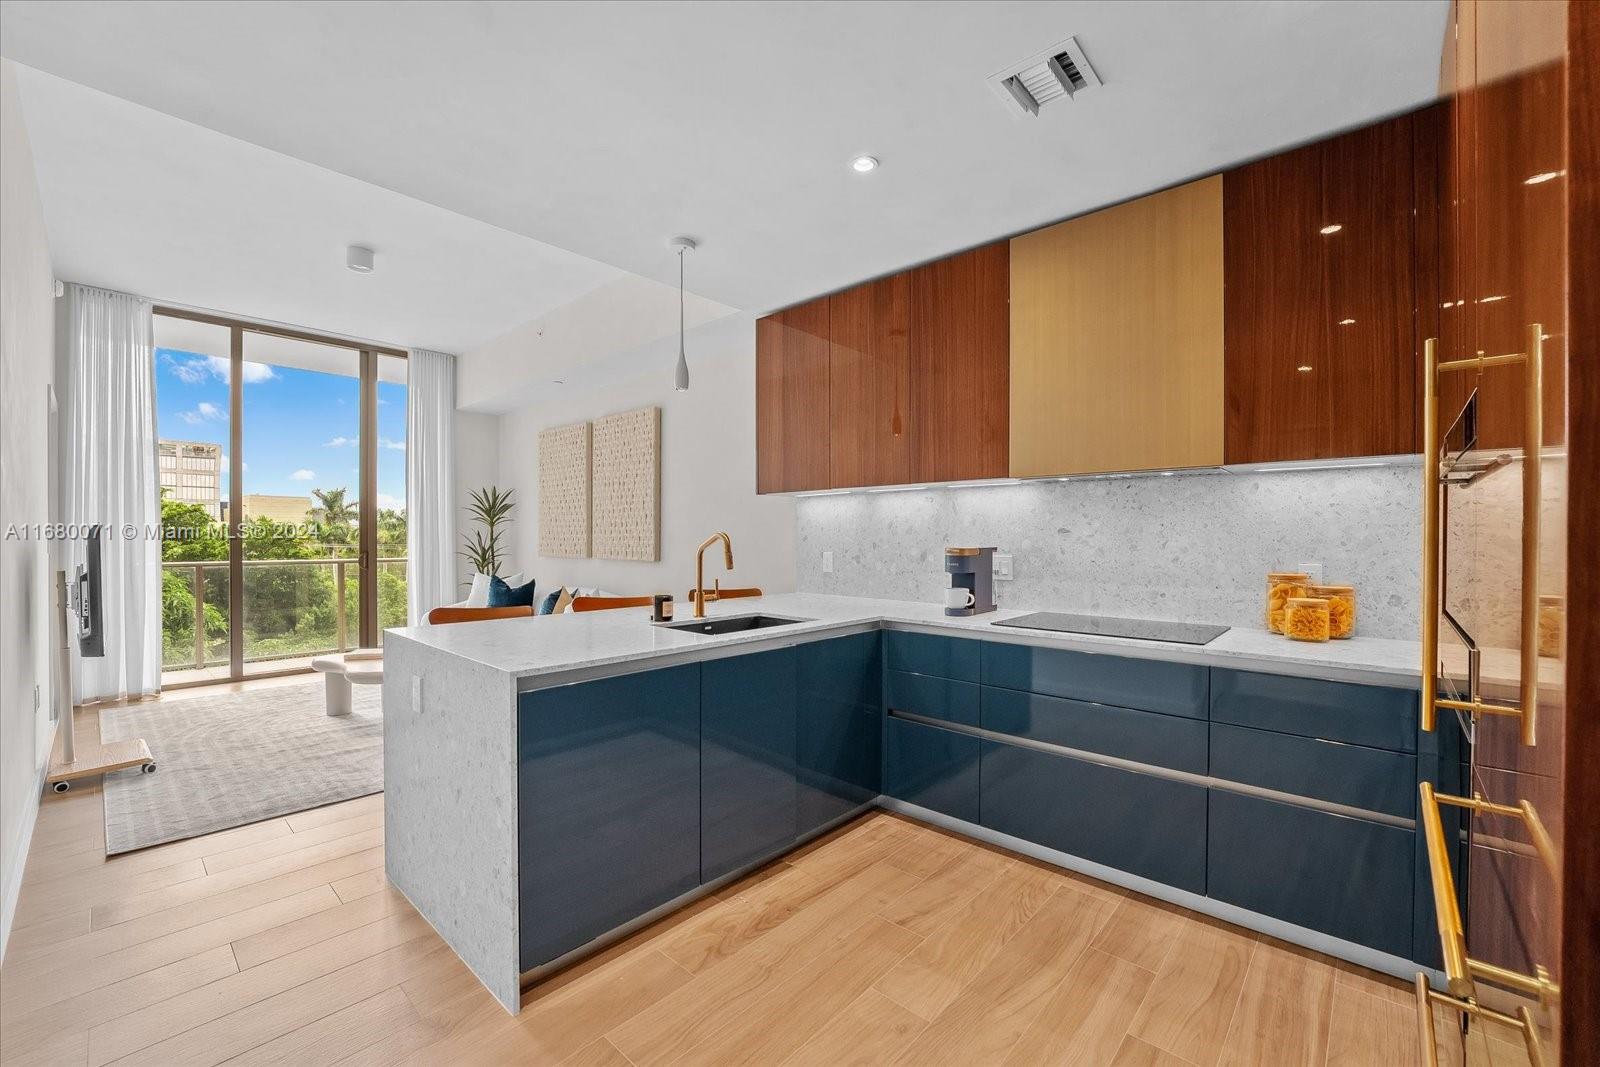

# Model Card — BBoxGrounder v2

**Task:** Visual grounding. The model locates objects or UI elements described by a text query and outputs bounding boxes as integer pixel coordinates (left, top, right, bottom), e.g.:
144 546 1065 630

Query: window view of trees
160 489 407 671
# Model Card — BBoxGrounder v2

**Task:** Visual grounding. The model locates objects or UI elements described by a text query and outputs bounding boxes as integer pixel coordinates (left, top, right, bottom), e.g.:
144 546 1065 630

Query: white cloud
376 493 405 511
163 353 210 384
289 469 316 481
178 400 226 425
380 437 405 452
162 352 277 385
324 435 356 447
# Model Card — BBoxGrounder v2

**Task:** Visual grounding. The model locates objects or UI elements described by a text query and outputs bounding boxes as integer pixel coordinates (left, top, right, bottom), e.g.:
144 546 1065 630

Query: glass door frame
155 306 406 686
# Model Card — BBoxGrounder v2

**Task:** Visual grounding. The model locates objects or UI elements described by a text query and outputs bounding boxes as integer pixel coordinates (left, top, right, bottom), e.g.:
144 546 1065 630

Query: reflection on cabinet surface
1223 111 1423 464
755 296 830 493
1010 176 1224 477
828 272 913 489
910 242 1010 483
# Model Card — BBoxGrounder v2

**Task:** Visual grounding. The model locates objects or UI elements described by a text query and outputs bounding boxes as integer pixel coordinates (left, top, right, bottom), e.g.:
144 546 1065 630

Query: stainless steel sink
662 614 810 636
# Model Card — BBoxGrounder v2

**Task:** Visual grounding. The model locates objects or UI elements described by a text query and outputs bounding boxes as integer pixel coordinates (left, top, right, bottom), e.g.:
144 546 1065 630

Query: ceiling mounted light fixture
851 155 879 173
1319 224 1343 235
671 236 696 391
346 245 374 273
1524 171 1562 185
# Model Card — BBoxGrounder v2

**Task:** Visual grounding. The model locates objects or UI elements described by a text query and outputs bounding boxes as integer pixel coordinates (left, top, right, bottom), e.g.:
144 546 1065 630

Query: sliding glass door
155 310 407 686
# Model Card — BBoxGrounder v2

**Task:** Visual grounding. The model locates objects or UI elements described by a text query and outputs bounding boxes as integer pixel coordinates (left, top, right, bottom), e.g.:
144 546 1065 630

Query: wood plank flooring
1 686 1520 1066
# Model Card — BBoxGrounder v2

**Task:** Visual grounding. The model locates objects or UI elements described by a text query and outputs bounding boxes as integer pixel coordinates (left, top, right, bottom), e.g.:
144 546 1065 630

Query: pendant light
670 236 697 391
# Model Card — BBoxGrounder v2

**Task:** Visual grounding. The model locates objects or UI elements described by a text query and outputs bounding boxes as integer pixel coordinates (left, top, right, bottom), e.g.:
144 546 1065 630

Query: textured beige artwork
538 421 591 558
591 406 661 561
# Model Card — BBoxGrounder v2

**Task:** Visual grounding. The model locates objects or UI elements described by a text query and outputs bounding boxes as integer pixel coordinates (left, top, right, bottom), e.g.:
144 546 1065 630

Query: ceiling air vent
989 36 1101 117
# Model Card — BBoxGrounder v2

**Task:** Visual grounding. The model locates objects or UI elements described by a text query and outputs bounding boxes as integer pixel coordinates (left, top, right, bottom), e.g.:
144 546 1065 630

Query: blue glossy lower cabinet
796 633 881 837
518 664 701 972
884 716 980 824
1208 789 1415 959
702 648 798 882
980 740 1207 894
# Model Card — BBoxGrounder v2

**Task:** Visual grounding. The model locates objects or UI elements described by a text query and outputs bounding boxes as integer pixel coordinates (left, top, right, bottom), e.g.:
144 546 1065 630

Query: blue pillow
487 575 536 608
537 588 562 615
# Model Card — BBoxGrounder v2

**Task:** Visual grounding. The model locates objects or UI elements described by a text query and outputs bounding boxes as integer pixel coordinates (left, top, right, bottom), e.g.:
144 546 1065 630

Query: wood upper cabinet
828 272 913 488
755 296 830 493
1010 176 1224 478
909 243 1009 483
1223 112 1421 464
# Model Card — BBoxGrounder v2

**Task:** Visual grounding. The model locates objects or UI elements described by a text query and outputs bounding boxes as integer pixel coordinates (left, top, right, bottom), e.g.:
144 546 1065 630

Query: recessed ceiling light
1477 294 1508 304
851 155 879 173
1524 171 1562 185
346 245 374 273
1297 365 1314 373
1338 318 1356 326
1319 224 1342 235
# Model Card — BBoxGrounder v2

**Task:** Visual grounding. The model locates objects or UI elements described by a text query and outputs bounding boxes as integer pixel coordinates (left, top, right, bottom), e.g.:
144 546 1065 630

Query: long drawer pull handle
1420 324 1542 747
1414 973 1545 1067
1419 782 1562 1004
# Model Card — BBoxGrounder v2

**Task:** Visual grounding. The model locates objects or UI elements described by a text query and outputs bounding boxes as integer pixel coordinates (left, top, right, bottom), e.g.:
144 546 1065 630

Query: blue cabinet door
1208 789 1414 958
980 739 1207 893
702 647 799 882
886 631 981 682
885 670 980 727
884 716 980 823
518 664 701 972
796 633 881 837
1211 669 1417 752
981 641 1209 718
982 685 1208 774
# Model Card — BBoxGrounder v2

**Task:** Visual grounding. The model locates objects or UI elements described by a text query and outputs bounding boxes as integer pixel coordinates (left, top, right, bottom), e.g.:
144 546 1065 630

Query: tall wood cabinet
754 296 830 493
1009 177 1224 477
1222 111 1423 465
828 272 913 489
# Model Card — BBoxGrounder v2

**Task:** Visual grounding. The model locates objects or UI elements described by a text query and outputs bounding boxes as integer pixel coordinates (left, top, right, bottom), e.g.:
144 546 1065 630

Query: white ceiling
1 1 1448 317
10 64 627 354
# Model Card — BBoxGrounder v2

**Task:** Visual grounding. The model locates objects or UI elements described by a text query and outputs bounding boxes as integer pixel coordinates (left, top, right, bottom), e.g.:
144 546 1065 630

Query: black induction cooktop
991 612 1229 646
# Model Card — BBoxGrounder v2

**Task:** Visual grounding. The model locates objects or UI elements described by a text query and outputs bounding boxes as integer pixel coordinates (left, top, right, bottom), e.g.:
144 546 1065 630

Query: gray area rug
100 680 383 855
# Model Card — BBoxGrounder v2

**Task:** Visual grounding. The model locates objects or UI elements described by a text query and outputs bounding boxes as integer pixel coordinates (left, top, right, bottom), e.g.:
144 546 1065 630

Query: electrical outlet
822 551 834 573
1297 561 1324 583
994 553 1014 580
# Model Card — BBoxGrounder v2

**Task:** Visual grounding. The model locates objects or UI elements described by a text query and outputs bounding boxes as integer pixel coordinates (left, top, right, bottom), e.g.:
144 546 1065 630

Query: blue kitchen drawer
1210 668 1417 752
885 630 981 683
884 716 980 823
1209 722 1416 818
518 664 702 971
980 739 1207 894
885 669 980 727
982 685 1208 775
1208 789 1414 958
980 642 1209 719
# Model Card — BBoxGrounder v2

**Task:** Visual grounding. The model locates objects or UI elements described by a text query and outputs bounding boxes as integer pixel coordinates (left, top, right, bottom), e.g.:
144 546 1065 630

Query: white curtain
405 349 457 623
61 284 161 702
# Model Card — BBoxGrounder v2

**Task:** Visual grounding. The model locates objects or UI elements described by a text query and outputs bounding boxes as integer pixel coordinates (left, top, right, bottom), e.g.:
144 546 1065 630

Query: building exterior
157 439 222 518
241 494 313 525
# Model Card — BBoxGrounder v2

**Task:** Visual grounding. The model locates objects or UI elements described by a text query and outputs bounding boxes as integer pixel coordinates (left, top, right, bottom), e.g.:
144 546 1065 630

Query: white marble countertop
386 592 1423 690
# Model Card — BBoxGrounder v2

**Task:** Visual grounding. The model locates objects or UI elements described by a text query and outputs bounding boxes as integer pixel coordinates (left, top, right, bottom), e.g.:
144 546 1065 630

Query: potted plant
460 486 514 580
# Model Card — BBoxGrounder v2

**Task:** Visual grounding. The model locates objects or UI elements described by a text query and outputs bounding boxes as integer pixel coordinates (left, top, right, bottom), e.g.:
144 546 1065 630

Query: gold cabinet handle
1420 324 1542 746
1419 782 1561 1005
1414 973 1546 1067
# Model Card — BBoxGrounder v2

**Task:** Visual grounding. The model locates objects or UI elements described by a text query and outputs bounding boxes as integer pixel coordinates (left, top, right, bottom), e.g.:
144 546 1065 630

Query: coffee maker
944 546 997 617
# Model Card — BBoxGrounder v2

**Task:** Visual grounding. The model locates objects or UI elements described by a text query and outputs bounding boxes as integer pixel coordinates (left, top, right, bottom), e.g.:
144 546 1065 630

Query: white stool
311 649 384 717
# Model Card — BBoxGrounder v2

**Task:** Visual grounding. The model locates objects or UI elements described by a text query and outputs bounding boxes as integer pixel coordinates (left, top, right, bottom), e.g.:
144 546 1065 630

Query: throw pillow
553 588 575 614
487 575 537 608
537 588 564 616
466 571 524 608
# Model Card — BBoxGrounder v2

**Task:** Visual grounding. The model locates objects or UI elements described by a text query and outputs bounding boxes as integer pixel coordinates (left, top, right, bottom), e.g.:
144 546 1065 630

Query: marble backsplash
795 463 1423 640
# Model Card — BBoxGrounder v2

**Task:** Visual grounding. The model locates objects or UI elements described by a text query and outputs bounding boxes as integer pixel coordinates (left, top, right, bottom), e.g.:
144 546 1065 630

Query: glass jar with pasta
1284 597 1332 642
1265 572 1310 633
1306 584 1356 639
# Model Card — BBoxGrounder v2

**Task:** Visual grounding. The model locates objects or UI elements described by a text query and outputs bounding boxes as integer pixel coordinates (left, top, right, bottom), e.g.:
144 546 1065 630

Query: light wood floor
2 686 1525 1067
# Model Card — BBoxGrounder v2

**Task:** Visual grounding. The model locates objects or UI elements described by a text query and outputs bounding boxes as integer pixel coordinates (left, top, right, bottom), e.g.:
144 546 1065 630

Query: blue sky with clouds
157 348 407 511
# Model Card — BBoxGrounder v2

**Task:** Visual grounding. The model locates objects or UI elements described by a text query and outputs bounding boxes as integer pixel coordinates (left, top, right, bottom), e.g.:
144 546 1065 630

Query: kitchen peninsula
382 592 1454 1013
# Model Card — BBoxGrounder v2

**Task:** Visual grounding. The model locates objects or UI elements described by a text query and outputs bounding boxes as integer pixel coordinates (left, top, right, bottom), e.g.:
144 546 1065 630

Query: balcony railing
161 556 407 674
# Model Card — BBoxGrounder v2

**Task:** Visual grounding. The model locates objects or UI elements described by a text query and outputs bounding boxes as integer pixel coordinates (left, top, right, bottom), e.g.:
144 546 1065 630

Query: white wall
1 59 59 960
451 409 500 597
491 314 796 599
